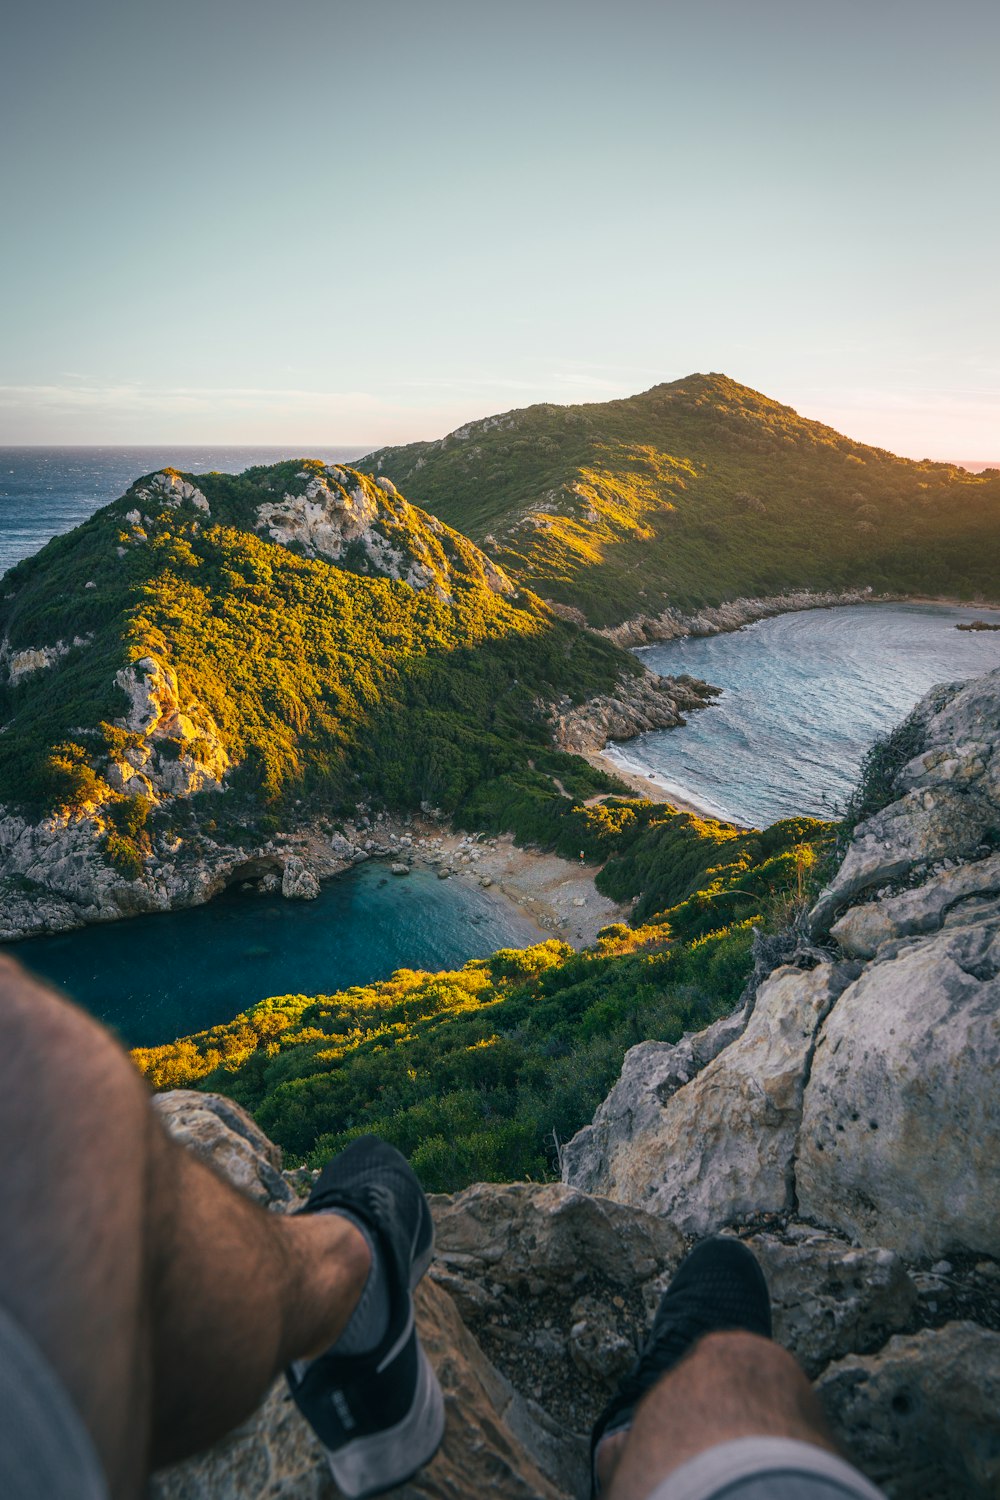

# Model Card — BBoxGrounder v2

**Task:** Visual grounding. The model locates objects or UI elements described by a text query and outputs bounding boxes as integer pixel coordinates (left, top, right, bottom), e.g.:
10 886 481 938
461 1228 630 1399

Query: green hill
360 373 1000 627
0 462 630 864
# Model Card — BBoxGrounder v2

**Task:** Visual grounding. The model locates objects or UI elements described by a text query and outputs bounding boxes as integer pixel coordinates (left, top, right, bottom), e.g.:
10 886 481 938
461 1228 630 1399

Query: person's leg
0 955 370 1500
598 1331 840 1500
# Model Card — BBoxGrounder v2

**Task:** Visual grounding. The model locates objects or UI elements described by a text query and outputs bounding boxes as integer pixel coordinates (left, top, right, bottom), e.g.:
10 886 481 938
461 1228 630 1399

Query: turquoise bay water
10 863 540 1049
608 603 1000 828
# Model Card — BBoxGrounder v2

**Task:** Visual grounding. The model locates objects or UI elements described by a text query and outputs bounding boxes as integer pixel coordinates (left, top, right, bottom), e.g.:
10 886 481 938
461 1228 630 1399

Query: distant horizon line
1 442 996 473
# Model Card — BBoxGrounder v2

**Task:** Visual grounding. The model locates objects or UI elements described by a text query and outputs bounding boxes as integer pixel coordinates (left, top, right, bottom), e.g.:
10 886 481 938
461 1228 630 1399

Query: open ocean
0 446 367 578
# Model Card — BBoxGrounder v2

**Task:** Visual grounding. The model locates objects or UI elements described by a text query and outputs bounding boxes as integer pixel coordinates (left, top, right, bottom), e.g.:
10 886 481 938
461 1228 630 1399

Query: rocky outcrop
818 1323 1000 1499
133 470 211 513
281 855 321 900
148 1092 999 1499
796 919 1000 1259
563 962 859 1232
598 588 895 648
0 634 93 686
555 667 1000 1492
254 466 513 603
565 667 1000 1265
550 669 719 754
113 655 231 798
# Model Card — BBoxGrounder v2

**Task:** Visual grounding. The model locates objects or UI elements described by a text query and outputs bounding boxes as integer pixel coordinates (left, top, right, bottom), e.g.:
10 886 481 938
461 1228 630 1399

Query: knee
688 1330 806 1389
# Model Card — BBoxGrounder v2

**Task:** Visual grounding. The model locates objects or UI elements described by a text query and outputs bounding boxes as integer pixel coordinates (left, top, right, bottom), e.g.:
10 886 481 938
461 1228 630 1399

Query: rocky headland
149 666 1000 1499
549 669 719 755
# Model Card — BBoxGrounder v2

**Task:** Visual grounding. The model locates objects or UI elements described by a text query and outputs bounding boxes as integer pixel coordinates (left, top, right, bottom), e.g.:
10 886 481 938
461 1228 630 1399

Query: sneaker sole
324 1340 445 1499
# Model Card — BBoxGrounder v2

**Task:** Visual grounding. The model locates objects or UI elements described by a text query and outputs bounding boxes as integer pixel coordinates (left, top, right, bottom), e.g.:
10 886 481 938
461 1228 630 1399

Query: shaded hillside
0 462 630 867
360 374 1000 627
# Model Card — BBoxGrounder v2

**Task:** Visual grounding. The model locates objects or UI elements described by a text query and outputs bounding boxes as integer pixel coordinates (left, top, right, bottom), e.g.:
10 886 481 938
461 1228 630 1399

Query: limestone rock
114 654 230 797
431 1181 684 1300
797 919 1000 1260
811 668 1000 931
282 856 321 900
253 468 512 601
745 1230 917 1378
429 1181 684 1493
135 471 210 512
830 851 1000 957
598 588 888 649
152 1091 295 1209
560 1008 748 1193
564 963 857 1234
550 669 719 755
818 1323 1000 1499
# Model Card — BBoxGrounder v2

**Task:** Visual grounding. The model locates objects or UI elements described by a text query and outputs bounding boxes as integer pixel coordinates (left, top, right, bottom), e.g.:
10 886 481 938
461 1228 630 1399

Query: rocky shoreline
596 587 901 648
0 804 629 952
549 669 719 754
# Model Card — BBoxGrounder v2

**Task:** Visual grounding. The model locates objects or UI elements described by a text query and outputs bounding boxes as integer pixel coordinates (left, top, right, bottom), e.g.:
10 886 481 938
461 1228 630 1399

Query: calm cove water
608 603 1000 828
0 446 366 578
9 862 541 1049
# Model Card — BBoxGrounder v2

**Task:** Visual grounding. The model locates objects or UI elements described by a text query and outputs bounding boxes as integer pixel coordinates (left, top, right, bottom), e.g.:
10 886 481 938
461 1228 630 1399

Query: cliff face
555 667 1000 1494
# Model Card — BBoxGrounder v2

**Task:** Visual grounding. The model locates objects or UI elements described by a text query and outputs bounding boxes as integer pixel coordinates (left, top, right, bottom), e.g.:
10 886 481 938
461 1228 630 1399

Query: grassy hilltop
361 373 1000 627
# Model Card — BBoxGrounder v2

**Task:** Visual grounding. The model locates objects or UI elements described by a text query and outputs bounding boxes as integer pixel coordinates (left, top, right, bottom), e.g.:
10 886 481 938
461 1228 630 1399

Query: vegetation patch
133 813 834 1190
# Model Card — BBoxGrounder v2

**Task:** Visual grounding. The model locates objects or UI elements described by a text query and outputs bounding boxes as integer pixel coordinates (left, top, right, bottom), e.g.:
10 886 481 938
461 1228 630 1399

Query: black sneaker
591 1237 772 1491
286 1137 444 1499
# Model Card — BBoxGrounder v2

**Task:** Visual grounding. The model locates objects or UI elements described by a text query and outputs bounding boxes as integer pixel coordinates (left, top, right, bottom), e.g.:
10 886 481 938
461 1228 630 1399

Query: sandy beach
301 817 630 950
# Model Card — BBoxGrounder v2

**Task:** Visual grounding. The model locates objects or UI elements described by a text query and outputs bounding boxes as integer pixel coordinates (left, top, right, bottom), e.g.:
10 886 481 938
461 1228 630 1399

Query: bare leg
0 956 370 1500
599 1331 840 1500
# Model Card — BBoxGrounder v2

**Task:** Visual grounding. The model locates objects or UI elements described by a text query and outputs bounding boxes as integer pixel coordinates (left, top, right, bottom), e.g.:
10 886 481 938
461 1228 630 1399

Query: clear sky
2 0 997 460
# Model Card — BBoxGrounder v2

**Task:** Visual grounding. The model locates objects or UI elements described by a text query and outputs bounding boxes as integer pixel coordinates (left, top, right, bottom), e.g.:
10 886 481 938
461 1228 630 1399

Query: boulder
744 1229 917 1377
282 856 321 900
563 962 857 1234
811 670 1000 932
830 851 1000 957
796 919 1000 1260
431 1181 684 1301
560 1008 748 1193
152 1091 295 1209
818 1323 1000 1499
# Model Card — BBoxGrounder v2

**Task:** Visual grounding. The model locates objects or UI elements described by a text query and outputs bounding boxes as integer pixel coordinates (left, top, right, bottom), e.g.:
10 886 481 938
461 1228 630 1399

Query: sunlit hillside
361 373 1000 627
0 462 630 870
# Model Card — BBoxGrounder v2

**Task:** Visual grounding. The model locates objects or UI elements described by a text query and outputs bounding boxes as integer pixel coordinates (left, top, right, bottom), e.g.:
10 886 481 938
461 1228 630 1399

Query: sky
2 0 997 460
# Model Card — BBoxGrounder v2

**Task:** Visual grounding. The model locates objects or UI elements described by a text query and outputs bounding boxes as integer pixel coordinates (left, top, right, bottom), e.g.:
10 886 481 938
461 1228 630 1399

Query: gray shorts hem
0 1298 109 1500
643 1436 886 1500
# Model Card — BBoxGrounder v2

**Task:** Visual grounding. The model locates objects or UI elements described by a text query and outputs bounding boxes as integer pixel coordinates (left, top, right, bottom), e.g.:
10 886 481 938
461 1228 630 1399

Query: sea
12 862 540 1050
608 602 1000 828
0 445 367 578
